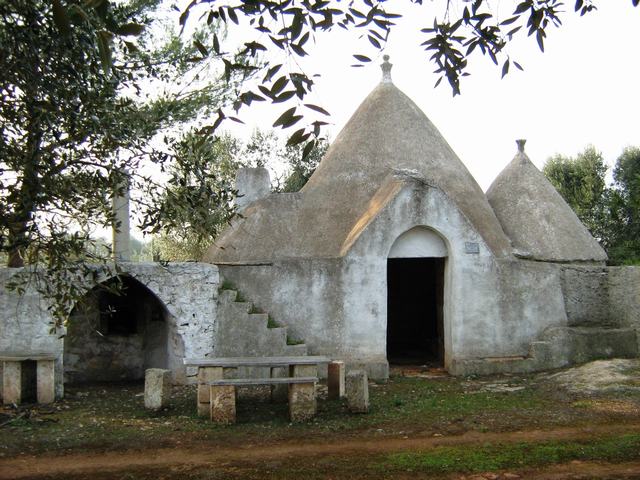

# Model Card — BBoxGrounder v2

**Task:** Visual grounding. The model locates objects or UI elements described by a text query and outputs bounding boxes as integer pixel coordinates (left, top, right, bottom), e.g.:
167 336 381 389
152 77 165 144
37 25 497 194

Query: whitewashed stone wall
0 262 219 400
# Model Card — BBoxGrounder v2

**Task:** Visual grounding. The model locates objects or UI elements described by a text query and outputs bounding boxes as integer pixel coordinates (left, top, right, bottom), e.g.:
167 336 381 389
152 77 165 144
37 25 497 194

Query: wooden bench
207 376 319 423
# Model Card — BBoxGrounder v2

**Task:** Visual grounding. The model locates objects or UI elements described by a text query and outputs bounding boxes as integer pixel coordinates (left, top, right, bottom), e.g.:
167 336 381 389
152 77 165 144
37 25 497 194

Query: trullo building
205 57 639 378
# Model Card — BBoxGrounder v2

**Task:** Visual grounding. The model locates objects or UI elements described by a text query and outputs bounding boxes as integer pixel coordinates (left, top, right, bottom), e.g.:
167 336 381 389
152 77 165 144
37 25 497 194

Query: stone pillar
328 361 345 400
197 366 223 417
235 167 271 210
346 370 369 413
270 366 288 402
112 172 131 261
144 368 171 410
209 385 236 424
36 360 55 404
2 361 21 405
288 364 317 422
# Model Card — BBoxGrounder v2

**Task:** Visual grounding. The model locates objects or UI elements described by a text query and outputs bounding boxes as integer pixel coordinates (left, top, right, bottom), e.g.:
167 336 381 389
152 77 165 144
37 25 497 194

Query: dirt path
2 423 640 479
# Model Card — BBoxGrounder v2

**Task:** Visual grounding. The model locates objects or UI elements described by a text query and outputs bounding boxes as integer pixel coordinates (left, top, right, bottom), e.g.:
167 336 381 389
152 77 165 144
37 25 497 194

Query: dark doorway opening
387 258 445 366
64 276 168 384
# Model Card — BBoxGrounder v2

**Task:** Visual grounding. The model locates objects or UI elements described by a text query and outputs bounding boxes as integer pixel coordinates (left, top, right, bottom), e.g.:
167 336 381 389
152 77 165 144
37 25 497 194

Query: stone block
288 382 316 422
144 368 171 410
2 361 21 405
197 366 223 417
37 360 55 404
346 370 369 413
328 361 345 400
210 385 236 424
290 363 317 378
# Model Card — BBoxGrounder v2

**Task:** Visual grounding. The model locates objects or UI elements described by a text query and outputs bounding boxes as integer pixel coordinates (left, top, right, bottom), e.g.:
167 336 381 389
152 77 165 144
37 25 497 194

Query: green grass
1 373 637 459
385 434 640 474
267 315 281 328
219 280 235 291
286 336 304 345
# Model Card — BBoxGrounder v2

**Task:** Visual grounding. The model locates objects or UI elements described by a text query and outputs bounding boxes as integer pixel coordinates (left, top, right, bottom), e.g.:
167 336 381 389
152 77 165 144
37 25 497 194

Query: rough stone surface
346 370 369 413
487 147 607 262
209 385 236 424
206 81 512 263
328 361 345 399
197 366 223 417
288 382 316 422
561 267 612 327
0 262 218 400
2 361 21 404
144 368 171 410
235 167 271 210
608 267 640 334
36 360 55 404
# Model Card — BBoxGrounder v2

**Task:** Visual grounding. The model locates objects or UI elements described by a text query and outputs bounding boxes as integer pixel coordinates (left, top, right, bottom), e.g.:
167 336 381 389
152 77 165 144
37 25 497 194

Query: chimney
235 167 271 210
112 173 131 262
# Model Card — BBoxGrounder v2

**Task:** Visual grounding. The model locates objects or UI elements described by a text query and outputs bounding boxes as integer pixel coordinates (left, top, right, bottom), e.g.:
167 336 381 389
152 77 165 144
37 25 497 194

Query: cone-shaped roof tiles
207 59 512 262
486 141 607 262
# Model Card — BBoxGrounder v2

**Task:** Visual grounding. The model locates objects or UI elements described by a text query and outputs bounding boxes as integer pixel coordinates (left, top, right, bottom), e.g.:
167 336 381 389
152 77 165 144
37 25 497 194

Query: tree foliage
609 147 640 264
0 0 239 326
543 146 609 242
151 129 329 261
544 146 640 265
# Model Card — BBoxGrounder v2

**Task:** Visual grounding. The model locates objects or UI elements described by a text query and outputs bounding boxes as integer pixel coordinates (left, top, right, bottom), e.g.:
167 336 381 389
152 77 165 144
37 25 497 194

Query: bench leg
288 382 316 422
327 361 345 400
210 385 236 424
37 360 55 404
197 367 223 417
270 366 288 403
2 361 21 405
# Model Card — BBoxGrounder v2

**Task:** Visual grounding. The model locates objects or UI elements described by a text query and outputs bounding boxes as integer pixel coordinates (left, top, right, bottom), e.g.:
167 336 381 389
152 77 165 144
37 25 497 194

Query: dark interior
97 276 163 336
387 257 445 366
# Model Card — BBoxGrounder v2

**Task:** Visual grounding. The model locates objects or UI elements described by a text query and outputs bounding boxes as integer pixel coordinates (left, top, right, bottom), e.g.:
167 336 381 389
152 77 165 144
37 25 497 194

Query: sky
223 1 640 190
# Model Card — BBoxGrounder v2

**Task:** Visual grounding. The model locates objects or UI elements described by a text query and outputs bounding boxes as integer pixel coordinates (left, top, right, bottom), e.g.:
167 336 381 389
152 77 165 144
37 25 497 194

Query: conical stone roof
206 59 512 262
486 140 607 262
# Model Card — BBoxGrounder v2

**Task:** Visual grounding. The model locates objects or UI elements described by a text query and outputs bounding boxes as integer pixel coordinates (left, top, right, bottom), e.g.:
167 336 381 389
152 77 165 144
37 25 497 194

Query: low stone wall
0 262 219 401
608 266 640 351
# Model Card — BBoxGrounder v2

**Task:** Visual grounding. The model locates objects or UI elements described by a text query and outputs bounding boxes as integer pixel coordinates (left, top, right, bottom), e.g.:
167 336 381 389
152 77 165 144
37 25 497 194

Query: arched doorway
387 227 447 366
64 275 169 384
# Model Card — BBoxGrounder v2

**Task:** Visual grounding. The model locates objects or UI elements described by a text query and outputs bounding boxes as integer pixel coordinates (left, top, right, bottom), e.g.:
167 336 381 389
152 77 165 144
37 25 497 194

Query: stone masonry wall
0 262 219 401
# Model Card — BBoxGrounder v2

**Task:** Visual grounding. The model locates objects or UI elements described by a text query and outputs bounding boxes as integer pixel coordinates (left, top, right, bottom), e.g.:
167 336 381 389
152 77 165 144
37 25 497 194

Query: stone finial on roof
381 55 393 83
516 139 526 153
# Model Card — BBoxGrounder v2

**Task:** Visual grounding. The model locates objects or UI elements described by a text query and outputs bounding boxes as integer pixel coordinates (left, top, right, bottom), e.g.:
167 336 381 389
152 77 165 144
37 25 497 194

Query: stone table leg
209 385 236 424
3 361 22 405
288 364 317 422
327 361 345 400
36 360 55 404
197 367 223 417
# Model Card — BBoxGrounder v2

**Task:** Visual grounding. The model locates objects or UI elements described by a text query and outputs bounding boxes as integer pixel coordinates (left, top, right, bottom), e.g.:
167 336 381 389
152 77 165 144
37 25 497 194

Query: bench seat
208 377 318 387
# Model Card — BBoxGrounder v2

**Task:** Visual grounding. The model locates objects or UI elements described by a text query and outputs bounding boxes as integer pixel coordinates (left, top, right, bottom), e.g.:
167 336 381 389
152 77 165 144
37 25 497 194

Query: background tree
0 0 242 325
150 130 329 261
608 147 640 264
543 146 640 265
149 132 241 261
543 146 609 243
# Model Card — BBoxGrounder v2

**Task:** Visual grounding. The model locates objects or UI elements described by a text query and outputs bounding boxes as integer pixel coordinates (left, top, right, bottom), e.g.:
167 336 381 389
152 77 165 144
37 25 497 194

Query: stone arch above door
388 226 448 258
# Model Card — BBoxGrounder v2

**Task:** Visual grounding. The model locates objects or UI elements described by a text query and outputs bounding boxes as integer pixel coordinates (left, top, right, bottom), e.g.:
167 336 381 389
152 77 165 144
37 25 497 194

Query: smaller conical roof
486 140 607 262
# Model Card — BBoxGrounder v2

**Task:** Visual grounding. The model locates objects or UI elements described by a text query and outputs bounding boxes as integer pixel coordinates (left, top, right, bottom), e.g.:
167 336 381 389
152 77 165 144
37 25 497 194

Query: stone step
218 289 238 303
214 281 308 359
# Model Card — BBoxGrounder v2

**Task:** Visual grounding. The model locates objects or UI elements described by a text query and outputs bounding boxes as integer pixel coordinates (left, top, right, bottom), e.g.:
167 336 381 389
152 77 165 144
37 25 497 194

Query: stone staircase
214 287 308 358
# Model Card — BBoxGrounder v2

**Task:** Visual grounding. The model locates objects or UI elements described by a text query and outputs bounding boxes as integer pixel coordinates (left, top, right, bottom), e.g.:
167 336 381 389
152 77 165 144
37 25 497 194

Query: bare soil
1 360 640 479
